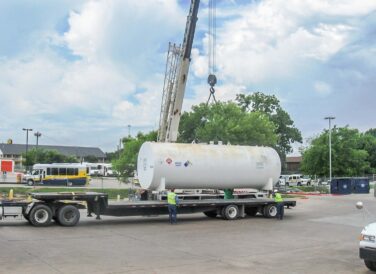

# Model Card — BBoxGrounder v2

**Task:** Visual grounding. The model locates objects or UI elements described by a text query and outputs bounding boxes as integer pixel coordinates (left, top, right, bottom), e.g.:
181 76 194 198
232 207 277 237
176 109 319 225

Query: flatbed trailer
0 192 296 227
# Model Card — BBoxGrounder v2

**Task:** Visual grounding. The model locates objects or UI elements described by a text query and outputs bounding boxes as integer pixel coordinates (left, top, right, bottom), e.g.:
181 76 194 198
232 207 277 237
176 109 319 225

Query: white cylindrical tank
137 142 281 191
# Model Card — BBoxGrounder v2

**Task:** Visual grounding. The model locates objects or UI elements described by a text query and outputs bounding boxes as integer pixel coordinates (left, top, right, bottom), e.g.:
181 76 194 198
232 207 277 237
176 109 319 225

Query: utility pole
118 139 122 160
34 131 42 163
324 117 335 182
22 128 33 170
34 131 42 147
128 125 131 137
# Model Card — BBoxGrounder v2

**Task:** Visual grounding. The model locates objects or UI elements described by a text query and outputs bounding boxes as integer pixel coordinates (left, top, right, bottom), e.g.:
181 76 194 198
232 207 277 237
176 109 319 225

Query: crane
158 0 200 142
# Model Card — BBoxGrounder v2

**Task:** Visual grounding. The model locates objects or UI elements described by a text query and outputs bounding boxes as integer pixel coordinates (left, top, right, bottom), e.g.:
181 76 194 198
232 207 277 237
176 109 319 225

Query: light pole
34 131 42 147
128 125 131 137
324 117 335 182
34 131 42 163
22 128 33 170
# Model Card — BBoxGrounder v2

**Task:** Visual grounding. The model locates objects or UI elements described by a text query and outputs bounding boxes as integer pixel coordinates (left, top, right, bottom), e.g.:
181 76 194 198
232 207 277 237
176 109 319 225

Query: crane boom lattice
157 0 200 143
158 43 182 142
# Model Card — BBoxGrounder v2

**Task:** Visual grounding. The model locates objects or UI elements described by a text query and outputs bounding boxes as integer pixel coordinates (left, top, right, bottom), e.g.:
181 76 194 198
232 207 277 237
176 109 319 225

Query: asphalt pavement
0 192 375 273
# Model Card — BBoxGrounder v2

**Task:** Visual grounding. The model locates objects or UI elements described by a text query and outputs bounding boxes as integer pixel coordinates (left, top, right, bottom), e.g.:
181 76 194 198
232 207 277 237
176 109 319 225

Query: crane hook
207 74 217 87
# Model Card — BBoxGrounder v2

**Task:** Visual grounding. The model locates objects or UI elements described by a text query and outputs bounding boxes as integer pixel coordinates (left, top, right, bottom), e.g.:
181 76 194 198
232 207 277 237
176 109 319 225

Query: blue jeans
276 203 284 220
168 204 177 224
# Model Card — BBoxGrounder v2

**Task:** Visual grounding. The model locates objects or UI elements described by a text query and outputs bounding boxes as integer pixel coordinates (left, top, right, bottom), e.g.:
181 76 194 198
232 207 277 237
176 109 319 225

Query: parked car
284 174 302 187
360 222 376 271
300 175 312 186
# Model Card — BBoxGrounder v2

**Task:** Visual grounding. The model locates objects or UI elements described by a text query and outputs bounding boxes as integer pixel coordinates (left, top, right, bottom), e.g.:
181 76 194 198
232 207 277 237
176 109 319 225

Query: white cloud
313 81 332 96
111 76 164 128
1 0 375 151
0 0 186 149
191 0 359 86
64 1 114 60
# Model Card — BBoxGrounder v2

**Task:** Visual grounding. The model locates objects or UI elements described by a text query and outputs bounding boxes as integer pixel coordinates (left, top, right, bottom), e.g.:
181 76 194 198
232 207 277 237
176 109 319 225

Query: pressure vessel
137 142 281 191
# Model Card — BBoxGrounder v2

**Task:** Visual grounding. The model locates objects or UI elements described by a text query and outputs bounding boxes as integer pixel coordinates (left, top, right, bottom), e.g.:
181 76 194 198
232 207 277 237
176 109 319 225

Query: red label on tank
166 158 172 165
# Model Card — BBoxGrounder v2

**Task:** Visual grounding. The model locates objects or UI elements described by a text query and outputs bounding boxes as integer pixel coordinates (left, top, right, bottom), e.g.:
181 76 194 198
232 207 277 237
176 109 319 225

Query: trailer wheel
223 205 239 220
245 207 258 217
57 205 80 227
204 210 217 218
364 260 376 271
263 204 277 218
23 213 32 224
29 204 52 227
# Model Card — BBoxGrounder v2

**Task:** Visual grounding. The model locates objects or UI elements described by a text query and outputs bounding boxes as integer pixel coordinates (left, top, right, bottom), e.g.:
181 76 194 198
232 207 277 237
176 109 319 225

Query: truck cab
360 222 376 271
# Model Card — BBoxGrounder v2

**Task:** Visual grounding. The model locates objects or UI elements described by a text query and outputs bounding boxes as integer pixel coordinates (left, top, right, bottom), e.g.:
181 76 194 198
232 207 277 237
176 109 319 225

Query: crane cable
206 0 217 105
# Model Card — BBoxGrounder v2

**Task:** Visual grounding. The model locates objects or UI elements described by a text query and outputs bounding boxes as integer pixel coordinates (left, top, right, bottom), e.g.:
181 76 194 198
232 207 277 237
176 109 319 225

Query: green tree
360 131 376 173
23 148 79 167
178 102 277 146
301 127 370 177
113 131 157 179
84 155 99 163
105 151 117 162
365 128 376 138
236 92 302 166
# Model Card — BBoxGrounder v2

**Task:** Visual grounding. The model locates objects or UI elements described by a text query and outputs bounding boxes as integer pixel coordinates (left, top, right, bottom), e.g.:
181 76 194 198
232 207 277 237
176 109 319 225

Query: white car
300 175 312 186
360 222 376 271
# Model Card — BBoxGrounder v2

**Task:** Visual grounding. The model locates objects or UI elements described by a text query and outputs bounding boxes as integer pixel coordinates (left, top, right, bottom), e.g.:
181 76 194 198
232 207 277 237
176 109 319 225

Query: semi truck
0 1 297 227
0 142 296 227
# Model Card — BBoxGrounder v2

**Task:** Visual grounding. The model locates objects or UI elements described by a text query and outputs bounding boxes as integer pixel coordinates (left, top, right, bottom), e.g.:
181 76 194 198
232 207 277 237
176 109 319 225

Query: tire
307 182 311 186
263 204 278 218
365 260 376 271
286 183 289 187
52 216 60 225
245 207 258 217
222 205 239 220
23 213 32 224
27 179 34 186
204 210 217 218
57 205 80 227
29 204 52 227
297 182 302 186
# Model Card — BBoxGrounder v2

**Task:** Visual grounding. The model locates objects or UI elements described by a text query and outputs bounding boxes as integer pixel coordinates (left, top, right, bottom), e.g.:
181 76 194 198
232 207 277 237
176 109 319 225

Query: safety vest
274 193 283 203
167 192 177 205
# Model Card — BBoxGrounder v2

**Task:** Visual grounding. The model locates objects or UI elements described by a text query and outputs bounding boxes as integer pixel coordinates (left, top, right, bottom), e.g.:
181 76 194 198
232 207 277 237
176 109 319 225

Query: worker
274 189 284 220
167 189 179 224
140 189 148 201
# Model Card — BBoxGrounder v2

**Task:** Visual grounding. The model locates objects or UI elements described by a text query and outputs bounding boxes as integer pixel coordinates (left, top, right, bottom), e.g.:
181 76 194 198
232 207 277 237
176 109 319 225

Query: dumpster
352 178 369 194
330 178 352 194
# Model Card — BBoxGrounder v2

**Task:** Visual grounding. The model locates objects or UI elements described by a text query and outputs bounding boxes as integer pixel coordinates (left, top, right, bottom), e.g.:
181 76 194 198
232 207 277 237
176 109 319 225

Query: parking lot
0 193 375 274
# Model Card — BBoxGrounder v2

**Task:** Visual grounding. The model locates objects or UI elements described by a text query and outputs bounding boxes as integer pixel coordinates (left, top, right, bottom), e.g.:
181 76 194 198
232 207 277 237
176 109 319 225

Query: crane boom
158 0 200 142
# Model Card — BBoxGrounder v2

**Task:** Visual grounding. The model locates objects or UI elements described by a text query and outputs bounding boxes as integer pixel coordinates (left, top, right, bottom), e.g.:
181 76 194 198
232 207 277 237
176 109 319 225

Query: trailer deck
0 192 296 226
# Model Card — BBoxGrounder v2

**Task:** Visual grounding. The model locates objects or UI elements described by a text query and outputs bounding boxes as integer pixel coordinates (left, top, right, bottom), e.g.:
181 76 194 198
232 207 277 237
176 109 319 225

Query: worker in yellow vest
167 189 179 224
274 189 284 220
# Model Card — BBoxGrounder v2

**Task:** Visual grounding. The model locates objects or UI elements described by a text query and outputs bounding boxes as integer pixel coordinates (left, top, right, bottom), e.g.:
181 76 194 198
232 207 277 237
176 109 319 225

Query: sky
0 0 375 153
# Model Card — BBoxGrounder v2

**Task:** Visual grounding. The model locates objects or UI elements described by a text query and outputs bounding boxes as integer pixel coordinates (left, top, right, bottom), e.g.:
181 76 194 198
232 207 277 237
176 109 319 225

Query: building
285 156 302 173
0 143 106 169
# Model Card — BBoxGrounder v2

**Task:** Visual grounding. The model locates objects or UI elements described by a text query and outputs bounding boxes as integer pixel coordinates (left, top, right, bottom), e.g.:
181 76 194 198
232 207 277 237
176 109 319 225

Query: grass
296 186 330 193
0 187 133 200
